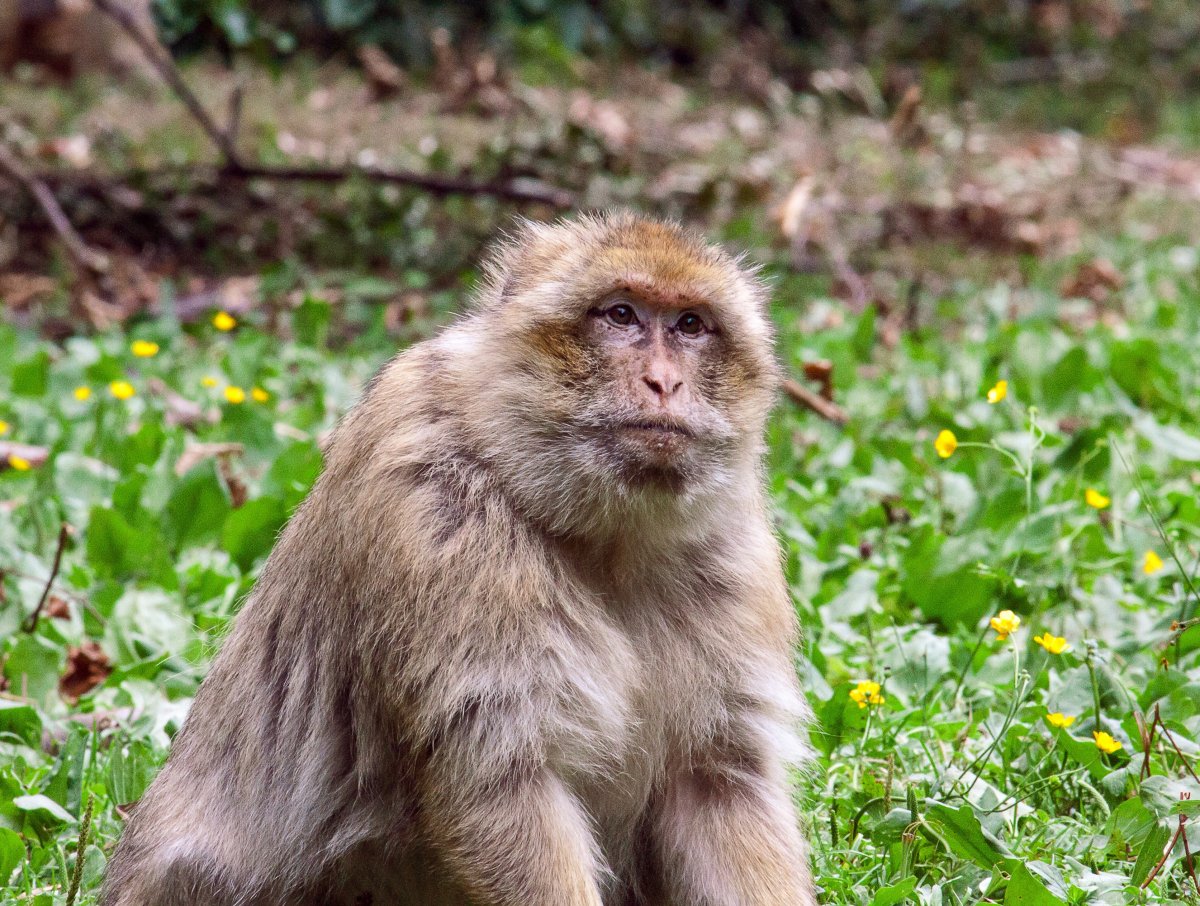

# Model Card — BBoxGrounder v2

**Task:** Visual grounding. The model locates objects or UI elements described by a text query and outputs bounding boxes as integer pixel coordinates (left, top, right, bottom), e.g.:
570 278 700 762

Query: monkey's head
454 212 779 538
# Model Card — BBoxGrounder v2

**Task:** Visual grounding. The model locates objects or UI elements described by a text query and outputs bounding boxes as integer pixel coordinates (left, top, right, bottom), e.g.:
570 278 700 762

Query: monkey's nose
642 374 684 399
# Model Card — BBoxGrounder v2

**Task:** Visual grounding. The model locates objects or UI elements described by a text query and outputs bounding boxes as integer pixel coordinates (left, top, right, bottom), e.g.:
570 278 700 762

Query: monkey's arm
419 760 605 906
412 683 607 906
654 736 816 906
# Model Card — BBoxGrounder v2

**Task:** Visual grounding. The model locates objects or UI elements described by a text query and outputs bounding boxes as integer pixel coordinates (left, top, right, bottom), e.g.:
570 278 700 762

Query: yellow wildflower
7 454 31 471
1045 712 1076 729
986 380 1008 404
1085 488 1110 509
213 311 237 331
989 610 1021 641
73 386 91 401
1093 731 1123 754
0 420 8 435
251 387 270 403
934 429 958 459
201 376 219 388
224 385 246 404
1033 632 1070 654
131 340 159 358
109 380 135 401
849 680 885 709
1143 550 1164 575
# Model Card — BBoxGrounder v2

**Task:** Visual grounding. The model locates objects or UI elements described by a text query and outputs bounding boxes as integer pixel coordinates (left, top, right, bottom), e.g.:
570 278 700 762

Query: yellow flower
849 680 885 709
0 420 8 435
73 386 92 401
109 380 135 400
1143 550 1164 575
1033 632 1070 654
1045 712 1076 729
251 387 270 403
986 380 1008 404
130 340 159 358
990 610 1021 641
212 311 237 331
201 376 219 388
7 454 31 471
934 429 958 459
1093 731 1123 754
224 385 246 404
1085 488 1110 509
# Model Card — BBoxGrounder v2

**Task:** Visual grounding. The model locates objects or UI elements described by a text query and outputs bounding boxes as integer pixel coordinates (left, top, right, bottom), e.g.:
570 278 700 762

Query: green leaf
870 877 917 906
1131 822 1171 886
107 740 158 805
1002 862 1066 906
13 794 74 825
0 827 25 884
164 462 232 549
222 498 287 571
0 699 43 748
925 801 1011 869
3 635 62 705
11 350 49 396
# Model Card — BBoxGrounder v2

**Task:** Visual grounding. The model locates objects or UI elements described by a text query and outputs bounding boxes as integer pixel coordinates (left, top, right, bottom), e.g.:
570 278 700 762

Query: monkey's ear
474 216 575 308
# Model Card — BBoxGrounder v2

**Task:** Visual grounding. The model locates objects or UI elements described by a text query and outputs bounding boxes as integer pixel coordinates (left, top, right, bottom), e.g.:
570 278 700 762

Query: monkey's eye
605 304 637 327
676 312 706 336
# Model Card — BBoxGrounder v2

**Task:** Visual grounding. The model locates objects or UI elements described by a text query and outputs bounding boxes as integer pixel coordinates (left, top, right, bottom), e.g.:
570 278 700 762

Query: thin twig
91 0 242 167
23 524 71 634
88 0 573 208
782 378 848 425
0 145 109 275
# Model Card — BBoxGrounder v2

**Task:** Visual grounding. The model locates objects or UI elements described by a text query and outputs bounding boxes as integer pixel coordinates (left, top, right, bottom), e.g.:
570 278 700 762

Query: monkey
101 211 817 906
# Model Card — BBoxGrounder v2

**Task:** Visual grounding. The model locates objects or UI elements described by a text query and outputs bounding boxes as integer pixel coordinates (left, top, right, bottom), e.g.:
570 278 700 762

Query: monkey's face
571 288 743 490
464 215 779 532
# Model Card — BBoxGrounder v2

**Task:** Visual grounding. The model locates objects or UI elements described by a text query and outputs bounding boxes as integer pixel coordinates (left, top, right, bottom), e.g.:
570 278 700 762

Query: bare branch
23 523 71 634
91 0 243 167
88 0 572 208
782 378 848 425
0 144 109 275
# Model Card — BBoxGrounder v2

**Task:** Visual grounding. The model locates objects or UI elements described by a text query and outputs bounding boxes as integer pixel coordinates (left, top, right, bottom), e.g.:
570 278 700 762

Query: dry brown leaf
59 641 111 703
1061 257 1124 302
45 596 71 620
0 273 57 310
357 45 406 100
148 377 212 428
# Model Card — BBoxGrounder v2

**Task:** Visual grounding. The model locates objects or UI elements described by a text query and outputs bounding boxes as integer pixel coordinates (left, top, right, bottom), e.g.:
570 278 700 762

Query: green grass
1 234 1200 904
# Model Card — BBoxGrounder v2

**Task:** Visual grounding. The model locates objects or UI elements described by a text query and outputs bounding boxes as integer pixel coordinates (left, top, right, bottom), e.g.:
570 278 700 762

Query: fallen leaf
59 641 111 702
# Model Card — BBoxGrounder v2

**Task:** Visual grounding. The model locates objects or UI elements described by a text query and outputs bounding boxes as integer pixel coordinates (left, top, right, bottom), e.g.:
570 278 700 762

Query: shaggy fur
101 212 815 906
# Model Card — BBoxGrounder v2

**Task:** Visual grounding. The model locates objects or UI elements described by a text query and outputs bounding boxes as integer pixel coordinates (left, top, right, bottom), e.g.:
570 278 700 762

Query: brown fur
101 212 815 906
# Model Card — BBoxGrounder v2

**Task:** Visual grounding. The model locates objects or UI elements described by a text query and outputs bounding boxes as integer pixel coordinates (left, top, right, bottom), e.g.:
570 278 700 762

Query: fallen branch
89 0 573 208
782 378 848 425
0 144 109 275
92 0 242 167
23 523 71 634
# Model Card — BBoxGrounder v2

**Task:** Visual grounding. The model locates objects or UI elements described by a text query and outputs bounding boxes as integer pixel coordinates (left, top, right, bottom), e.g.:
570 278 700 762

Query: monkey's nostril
643 376 665 396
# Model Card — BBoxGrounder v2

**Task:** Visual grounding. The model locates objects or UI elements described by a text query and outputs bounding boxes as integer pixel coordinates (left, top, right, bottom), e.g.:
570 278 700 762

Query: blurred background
3 0 1200 333
4 3 1200 904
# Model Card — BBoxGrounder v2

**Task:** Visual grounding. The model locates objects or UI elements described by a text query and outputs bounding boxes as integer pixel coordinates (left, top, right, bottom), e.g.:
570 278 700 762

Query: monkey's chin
610 427 698 492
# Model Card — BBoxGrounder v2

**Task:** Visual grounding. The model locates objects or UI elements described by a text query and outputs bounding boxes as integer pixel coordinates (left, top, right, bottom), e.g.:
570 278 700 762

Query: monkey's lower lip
619 421 693 438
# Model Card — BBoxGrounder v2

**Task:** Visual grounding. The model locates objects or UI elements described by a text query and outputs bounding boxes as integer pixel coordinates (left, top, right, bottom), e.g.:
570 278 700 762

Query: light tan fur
101 212 816 906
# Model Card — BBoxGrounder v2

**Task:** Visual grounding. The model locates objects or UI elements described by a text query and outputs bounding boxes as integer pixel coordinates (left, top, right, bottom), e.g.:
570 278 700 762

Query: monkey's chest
565 616 729 848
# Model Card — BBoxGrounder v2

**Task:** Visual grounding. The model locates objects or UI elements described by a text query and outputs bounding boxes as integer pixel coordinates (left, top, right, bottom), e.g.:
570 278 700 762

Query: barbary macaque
102 212 817 905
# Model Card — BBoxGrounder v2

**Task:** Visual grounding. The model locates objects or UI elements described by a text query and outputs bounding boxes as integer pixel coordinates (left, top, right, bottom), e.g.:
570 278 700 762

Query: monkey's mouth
618 420 694 439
